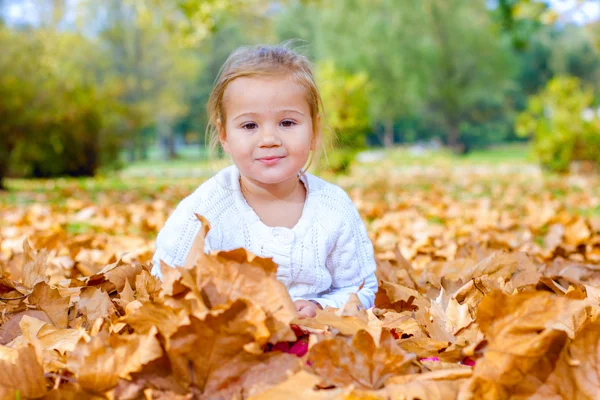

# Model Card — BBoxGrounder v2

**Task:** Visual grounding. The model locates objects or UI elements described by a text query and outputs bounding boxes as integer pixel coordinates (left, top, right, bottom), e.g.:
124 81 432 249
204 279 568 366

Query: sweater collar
224 165 315 239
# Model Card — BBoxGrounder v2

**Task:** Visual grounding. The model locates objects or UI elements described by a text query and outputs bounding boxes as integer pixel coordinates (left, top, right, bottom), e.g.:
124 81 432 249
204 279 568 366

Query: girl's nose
258 128 281 147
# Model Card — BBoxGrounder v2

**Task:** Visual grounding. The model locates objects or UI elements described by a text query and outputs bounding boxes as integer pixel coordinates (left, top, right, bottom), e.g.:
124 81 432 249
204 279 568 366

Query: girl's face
219 74 318 187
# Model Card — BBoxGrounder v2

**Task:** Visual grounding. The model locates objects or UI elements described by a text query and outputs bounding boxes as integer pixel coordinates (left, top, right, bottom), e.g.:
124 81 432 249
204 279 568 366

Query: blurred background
0 0 599 188
2 0 600 281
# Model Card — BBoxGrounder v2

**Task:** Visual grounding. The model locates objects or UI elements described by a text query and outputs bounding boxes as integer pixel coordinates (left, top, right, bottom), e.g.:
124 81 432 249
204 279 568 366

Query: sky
547 0 600 24
3 0 600 27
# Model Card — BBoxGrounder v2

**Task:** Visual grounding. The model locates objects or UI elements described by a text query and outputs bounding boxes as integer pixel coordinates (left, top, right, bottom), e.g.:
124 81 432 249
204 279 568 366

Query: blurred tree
496 0 555 51
0 27 125 188
84 0 198 161
418 0 517 152
278 0 426 148
0 27 38 189
154 0 270 47
277 0 516 153
549 24 600 93
315 60 371 173
516 76 600 172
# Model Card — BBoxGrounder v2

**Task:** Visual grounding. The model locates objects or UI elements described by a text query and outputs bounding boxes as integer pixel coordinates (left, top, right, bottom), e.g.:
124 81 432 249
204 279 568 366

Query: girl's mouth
257 156 285 165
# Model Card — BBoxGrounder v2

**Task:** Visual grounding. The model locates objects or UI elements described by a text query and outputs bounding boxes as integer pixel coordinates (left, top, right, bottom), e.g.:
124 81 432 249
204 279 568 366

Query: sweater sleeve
302 272 378 309
302 189 378 309
151 191 203 279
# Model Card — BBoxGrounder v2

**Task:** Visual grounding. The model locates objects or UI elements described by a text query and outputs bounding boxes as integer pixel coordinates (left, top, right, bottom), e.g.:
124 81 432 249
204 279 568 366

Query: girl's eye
242 123 257 130
281 120 296 128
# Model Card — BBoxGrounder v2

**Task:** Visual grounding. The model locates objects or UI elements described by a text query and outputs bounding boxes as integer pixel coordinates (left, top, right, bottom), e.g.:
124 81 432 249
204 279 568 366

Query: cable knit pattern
151 165 378 309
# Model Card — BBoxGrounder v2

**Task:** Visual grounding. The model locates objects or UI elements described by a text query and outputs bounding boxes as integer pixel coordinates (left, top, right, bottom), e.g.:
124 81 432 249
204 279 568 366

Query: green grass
378 143 532 168
0 143 537 206
65 221 94 234
4 142 600 230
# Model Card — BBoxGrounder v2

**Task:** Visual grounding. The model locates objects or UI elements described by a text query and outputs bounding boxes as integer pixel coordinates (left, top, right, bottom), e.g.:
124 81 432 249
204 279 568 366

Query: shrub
516 76 600 173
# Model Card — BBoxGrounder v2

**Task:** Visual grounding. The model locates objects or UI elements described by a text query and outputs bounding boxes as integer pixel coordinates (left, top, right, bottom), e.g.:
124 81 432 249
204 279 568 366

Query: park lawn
2 143 599 221
4 143 531 194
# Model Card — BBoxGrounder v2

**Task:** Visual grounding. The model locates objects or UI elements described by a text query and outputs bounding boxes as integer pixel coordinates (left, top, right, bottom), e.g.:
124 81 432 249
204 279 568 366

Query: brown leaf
564 218 591 247
529 320 600 399
251 370 343 400
87 258 143 294
165 299 276 390
0 344 48 398
463 290 592 398
19 315 84 373
134 268 161 302
165 220 297 343
0 309 51 345
379 311 426 339
121 301 190 339
196 249 295 340
43 383 107 400
74 287 117 328
19 315 83 355
384 378 469 400
308 329 418 389
68 326 163 393
203 351 301 399
300 305 378 339
22 239 49 289
116 276 135 309
28 282 70 328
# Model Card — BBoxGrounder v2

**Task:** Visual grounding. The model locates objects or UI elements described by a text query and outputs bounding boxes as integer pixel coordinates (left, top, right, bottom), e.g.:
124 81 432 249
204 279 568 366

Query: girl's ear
311 114 321 151
217 119 231 154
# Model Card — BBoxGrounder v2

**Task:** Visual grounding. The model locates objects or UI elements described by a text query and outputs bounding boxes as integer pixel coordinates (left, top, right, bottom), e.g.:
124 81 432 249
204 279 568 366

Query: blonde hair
205 43 326 172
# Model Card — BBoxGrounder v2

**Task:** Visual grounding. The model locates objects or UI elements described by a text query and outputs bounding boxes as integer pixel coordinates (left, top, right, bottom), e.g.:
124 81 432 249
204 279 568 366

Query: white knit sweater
151 165 378 309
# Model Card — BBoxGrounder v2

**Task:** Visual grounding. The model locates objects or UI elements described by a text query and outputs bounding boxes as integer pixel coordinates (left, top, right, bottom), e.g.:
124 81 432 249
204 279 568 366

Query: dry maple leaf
67 326 163 393
251 370 343 400
73 286 117 329
0 343 48 399
461 290 593 399
165 298 298 395
27 281 70 328
85 258 143 295
383 378 470 400
120 300 191 339
0 309 52 345
21 239 49 289
300 294 381 339
18 315 84 373
308 329 418 390
528 320 600 399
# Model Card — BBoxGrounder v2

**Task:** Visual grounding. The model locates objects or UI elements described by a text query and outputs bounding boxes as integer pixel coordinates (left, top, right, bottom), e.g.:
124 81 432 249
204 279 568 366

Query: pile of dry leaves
0 212 599 399
1 168 600 399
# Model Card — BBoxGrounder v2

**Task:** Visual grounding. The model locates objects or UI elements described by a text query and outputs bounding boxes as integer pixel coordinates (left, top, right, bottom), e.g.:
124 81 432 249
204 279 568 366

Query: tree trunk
167 133 177 160
157 114 177 160
382 119 394 148
127 141 136 162
0 144 12 191
447 123 466 154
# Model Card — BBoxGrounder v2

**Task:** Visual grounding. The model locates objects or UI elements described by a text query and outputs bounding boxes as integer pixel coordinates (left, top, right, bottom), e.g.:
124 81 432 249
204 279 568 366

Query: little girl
151 44 377 318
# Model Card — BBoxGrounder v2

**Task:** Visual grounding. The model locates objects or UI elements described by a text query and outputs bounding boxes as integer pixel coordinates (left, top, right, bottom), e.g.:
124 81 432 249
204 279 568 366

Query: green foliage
495 0 555 51
0 27 125 184
280 0 517 151
314 60 371 173
158 0 269 47
316 60 371 148
516 76 600 172
92 0 200 161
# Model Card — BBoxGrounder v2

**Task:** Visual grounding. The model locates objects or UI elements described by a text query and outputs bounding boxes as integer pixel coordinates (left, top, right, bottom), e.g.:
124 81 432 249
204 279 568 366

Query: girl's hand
294 299 322 319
